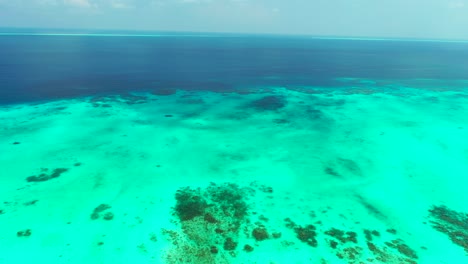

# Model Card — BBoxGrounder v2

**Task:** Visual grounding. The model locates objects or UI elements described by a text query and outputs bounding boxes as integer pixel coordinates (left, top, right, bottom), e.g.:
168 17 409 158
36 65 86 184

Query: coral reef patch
428 205 468 253
26 168 69 182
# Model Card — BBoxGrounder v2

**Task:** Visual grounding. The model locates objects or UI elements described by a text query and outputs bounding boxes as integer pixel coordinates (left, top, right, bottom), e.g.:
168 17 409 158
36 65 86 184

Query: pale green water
0 82 467 263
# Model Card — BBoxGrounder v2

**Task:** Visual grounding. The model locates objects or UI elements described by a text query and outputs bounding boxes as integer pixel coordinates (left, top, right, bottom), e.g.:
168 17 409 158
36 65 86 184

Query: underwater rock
428 205 468 253
12 142 20 145
248 95 286 111
26 168 69 182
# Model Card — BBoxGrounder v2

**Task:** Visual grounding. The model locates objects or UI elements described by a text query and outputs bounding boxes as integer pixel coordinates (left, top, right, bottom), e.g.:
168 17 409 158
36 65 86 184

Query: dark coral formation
248 95 286 111
243 244 254 252
363 229 380 241
385 239 418 259
90 204 113 220
26 168 69 182
428 205 468 253
165 181 421 263
365 239 418 264
165 183 253 263
325 228 358 244
223 238 238 251
284 218 318 247
252 226 269 241
102 212 114 220
17 229 31 237
174 187 208 221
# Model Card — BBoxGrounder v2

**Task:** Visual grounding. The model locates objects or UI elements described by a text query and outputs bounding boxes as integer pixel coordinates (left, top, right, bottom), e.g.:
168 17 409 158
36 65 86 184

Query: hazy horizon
1 0 468 40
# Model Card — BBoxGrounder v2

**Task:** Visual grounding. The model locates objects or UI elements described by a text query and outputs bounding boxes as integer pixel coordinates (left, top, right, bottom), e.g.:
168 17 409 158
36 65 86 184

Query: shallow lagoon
1 78 467 263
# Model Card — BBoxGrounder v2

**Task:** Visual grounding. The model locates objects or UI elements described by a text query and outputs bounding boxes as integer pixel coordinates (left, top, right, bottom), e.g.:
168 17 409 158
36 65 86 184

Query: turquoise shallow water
1 79 467 263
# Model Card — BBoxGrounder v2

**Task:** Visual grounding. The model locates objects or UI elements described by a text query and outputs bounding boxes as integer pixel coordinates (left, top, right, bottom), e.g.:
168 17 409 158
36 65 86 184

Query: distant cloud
64 0 95 8
448 1 465 8
110 0 133 9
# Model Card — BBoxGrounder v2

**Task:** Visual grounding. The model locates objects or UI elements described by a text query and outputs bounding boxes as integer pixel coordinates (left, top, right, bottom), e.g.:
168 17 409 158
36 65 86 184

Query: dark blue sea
2 30 468 104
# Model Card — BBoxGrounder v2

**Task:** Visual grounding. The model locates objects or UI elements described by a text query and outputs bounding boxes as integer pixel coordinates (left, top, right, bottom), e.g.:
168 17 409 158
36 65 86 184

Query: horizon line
1 29 468 43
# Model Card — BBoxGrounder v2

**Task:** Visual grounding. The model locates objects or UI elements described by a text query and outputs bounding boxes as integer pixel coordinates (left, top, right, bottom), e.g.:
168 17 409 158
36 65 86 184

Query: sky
1 0 468 39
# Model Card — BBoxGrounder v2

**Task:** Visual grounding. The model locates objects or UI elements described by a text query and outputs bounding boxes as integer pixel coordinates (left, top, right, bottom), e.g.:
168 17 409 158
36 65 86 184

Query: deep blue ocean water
2 31 468 104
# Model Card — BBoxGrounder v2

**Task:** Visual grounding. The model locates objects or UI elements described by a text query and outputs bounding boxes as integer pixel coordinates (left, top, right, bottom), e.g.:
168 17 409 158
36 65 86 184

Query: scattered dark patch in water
273 118 290 124
324 167 342 178
243 244 254 252
120 94 148 105
89 93 148 108
385 239 418 259
103 212 114 220
284 218 318 247
164 181 421 263
325 228 358 244
223 237 238 251
363 229 380 241
165 183 254 263
151 88 177 96
428 205 468 253
306 107 326 120
90 204 113 220
337 158 362 176
12 142 20 145
26 168 69 182
355 195 387 220
23 200 38 206
17 229 31 237
252 226 269 241
174 187 208 221
247 95 286 111
177 98 205 105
